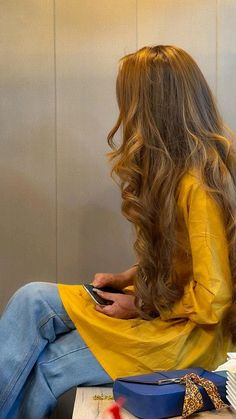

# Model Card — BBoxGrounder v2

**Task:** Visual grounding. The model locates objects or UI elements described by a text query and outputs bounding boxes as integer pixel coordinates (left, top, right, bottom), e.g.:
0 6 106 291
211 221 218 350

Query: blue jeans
0 282 113 419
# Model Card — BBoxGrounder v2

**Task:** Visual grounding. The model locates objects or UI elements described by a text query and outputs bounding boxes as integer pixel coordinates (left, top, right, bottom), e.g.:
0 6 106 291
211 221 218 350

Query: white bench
72 387 134 418
72 387 236 419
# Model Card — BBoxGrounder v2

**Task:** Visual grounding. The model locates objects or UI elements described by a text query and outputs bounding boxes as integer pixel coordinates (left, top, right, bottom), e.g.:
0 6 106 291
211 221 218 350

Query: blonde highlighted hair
107 45 236 341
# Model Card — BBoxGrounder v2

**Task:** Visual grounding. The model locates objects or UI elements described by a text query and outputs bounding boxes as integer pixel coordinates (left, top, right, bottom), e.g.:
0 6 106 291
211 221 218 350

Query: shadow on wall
79 201 135 277
56 137 135 283
0 167 56 313
57 194 135 284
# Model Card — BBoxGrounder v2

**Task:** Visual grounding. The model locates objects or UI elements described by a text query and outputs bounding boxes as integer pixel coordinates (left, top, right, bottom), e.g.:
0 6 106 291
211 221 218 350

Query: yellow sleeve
161 180 232 325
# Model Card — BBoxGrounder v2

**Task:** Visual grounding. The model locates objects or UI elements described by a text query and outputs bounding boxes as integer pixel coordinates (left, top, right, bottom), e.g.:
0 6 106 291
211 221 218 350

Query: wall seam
216 0 219 100
136 0 138 50
53 0 58 284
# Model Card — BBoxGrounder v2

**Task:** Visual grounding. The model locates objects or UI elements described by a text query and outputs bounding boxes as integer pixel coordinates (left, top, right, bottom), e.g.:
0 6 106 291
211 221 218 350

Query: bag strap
180 372 227 418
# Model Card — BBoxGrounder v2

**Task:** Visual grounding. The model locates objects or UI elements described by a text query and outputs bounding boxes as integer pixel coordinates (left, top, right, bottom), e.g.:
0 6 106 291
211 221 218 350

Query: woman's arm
92 264 138 289
94 292 138 319
121 264 139 286
161 180 233 325
92 264 139 319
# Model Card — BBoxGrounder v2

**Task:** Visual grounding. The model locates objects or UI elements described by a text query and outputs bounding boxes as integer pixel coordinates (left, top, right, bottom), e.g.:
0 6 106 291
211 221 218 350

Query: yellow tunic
58 171 235 380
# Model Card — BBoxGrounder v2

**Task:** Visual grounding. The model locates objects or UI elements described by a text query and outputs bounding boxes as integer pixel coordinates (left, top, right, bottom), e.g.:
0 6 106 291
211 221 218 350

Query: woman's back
106 45 236 338
58 169 235 379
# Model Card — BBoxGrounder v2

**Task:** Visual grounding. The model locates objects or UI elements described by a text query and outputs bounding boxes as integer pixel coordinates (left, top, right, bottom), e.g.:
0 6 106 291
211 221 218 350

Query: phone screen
83 284 124 305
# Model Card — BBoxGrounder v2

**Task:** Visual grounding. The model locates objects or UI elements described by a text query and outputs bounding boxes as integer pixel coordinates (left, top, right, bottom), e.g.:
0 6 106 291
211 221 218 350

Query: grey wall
0 1 235 418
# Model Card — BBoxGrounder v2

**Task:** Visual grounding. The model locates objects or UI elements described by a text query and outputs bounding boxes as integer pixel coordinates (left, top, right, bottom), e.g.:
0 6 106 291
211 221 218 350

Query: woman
1 45 236 419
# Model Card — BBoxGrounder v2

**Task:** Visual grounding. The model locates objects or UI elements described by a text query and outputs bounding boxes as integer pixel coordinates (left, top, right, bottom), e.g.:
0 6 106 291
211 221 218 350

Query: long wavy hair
106 45 236 341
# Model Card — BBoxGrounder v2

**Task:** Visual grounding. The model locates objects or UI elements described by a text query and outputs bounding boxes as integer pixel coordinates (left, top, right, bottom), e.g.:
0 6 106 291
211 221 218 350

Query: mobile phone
83 284 124 305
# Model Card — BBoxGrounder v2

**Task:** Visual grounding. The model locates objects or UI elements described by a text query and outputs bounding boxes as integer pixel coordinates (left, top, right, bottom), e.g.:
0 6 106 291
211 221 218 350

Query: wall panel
217 0 236 130
138 0 217 92
56 0 137 284
0 1 235 417
0 0 56 311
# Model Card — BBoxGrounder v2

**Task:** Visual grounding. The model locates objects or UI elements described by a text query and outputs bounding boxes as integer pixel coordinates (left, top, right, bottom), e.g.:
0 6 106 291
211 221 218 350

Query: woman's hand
94 291 138 319
92 266 138 290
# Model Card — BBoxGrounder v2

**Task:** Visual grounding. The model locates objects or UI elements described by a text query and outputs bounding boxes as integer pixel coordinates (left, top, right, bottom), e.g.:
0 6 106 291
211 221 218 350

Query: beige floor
72 387 236 419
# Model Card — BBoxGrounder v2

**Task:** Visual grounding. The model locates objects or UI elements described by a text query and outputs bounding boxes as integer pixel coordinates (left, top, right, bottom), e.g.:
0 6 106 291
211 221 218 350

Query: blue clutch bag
113 367 229 419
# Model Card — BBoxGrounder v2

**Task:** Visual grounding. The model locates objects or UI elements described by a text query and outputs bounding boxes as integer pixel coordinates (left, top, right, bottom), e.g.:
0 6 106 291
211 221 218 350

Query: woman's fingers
95 303 117 317
93 289 118 302
94 294 137 319
92 273 114 287
94 291 122 318
92 273 125 290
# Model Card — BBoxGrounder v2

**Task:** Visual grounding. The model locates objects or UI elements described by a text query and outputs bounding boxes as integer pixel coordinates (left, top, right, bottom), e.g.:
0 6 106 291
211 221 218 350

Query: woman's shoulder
176 169 203 204
175 168 219 219
176 169 224 223
178 168 202 192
